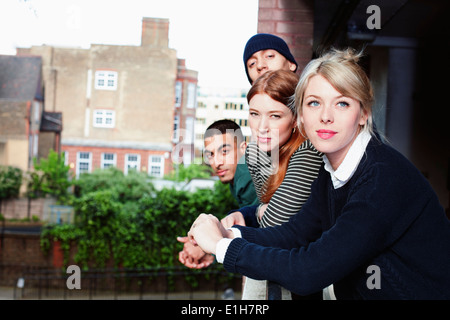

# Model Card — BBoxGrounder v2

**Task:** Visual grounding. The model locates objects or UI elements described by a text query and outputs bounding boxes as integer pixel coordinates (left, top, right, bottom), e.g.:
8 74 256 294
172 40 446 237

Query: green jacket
229 156 258 207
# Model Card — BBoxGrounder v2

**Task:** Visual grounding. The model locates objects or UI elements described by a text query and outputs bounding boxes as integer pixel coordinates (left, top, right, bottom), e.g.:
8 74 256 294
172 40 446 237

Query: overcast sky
0 0 259 91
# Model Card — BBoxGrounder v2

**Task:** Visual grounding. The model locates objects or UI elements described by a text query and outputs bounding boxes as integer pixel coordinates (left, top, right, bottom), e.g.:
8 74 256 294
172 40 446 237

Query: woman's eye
337 101 349 108
308 100 320 107
249 112 259 117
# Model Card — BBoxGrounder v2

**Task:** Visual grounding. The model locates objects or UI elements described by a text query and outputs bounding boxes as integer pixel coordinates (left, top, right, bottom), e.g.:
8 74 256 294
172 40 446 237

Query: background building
0 55 52 175
16 17 197 178
194 95 251 160
173 59 198 166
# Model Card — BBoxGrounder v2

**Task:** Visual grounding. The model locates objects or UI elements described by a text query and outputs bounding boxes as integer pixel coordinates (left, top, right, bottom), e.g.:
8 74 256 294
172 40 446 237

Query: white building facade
194 95 252 161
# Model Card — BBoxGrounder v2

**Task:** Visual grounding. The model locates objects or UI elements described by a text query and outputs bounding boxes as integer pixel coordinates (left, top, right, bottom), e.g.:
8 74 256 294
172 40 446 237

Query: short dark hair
204 119 244 144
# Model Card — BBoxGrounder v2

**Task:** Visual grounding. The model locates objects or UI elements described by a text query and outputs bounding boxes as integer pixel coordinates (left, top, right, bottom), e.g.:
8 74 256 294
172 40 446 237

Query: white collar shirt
323 130 372 189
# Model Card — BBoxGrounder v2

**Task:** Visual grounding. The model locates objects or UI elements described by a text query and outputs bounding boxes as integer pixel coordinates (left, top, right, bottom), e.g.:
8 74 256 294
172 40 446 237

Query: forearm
215 222 299 263
219 175 402 297
189 214 234 254
226 205 259 228
222 218 386 297
222 237 327 296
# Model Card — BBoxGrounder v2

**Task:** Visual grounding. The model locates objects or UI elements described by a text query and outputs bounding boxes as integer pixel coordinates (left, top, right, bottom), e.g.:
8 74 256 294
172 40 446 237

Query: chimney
141 17 169 47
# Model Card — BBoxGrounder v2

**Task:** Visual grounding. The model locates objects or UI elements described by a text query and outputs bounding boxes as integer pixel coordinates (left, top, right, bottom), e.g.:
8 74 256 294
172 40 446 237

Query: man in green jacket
203 120 258 208
177 120 258 268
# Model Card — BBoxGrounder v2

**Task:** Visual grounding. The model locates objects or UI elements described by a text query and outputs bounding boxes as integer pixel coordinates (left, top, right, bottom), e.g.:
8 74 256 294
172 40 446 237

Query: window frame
148 155 164 178
76 151 92 177
101 152 116 169
94 70 118 91
93 109 115 128
175 81 182 107
186 83 197 109
124 153 140 175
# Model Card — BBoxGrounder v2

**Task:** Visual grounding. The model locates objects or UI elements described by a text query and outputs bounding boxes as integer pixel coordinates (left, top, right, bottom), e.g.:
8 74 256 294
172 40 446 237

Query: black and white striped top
245 140 323 228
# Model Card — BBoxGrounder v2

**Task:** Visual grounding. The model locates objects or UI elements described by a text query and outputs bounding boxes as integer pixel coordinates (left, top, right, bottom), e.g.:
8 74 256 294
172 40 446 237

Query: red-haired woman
223 70 323 299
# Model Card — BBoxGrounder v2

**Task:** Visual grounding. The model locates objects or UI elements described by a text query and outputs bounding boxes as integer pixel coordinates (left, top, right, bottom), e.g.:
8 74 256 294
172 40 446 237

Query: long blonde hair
294 48 374 135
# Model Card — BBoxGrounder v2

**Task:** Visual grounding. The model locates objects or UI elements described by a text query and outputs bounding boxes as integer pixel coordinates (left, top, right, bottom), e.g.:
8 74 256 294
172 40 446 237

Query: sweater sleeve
245 142 273 202
222 164 413 296
260 140 323 227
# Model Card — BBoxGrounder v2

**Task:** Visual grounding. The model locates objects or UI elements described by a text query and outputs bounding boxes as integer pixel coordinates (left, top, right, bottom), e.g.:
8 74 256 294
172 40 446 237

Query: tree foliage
164 164 213 181
0 165 22 203
28 149 72 203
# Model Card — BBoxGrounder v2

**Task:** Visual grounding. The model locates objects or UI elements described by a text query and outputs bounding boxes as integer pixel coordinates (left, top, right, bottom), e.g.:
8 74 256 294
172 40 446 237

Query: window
95 70 118 90
124 153 140 175
32 134 38 158
101 153 116 169
93 110 115 128
148 155 164 177
238 119 248 127
187 83 196 108
173 115 180 142
76 152 92 177
63 151 69 166
184 117 194 144
175 81 182 107
33 101 40 123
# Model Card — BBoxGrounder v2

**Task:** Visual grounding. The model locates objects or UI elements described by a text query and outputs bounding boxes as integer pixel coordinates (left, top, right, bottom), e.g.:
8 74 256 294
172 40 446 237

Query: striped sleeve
245 142 272 202
259 140 323 228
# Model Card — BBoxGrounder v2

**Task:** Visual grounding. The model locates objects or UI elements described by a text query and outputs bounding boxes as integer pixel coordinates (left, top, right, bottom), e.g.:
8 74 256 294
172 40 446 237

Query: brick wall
0 233 55 286
257 0 314 74
0 198 54 221
0 198 61 286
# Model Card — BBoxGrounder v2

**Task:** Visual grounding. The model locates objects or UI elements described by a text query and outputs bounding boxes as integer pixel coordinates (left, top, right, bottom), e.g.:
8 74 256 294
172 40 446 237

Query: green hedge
40 168 238 270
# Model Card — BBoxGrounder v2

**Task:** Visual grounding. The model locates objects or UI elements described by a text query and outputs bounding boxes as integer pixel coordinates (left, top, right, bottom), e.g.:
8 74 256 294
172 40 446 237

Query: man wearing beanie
243 33 298 84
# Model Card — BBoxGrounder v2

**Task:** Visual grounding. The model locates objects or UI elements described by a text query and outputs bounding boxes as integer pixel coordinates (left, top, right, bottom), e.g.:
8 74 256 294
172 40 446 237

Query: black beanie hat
243 33 298 84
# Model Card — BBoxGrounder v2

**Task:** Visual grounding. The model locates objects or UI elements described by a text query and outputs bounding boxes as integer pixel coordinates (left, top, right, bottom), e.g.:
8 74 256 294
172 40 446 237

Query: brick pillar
52 240 64 268
257 0 314 74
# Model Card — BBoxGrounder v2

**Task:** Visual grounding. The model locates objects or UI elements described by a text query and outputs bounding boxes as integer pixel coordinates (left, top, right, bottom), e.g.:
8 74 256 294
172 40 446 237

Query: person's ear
289 62 297 72
292 116 298 129
238 141 247 155
359 108 369 126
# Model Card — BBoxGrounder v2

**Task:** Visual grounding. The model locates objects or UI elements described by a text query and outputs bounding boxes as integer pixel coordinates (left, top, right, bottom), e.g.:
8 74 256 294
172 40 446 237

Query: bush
164 164 213 181
41 168 238 270
28 150 72 203
0 166 22 200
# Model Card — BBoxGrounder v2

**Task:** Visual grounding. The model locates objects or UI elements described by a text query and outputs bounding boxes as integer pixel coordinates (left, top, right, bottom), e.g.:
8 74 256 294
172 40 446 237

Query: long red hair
247 70 306 203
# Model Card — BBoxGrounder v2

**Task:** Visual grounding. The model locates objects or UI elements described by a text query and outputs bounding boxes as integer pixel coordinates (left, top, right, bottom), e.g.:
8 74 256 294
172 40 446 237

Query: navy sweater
224 138 450 299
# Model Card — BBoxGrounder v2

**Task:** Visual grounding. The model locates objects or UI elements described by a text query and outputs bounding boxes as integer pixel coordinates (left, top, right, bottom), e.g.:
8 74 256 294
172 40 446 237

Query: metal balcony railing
13 265 242 300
